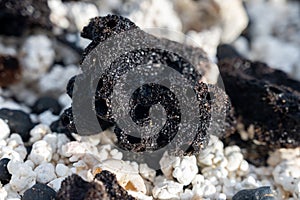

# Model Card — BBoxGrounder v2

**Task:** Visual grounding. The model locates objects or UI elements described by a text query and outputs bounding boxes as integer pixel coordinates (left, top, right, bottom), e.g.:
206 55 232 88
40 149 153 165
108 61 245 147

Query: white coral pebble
95 159 147 194
0 118 10 140
5 134 27 161
48 177 67 192
20 35 55 81
273 158 300 193
152 179 183 199
55 163 69 177
28 140 52 165
224 145 244 171
29 124 51 143
34 163 57 183
172 156 198 185
7 160 36 193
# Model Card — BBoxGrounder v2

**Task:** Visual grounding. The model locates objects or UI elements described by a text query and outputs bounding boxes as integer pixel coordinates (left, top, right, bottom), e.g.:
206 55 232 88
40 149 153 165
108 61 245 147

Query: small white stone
239 160 249 172
180 189 193 200
38 64 79 94
197 153 215 166
43 133 58 153
7 160 36 193
29 124 51 143
201 166 228 179
28 140 52 165
65 2 99 31
56 134 70 155
0 146 23 162
172 156 198 185
222 178 237 198
6 134 27 161
48 0 69 29
48 177 67 192
217 193 227 200
139 163 156 183
273 158 300 193
0 185 8 199
127 0 182 31
0 119 10 140
159 151 178 179
293 180 300 199
20 35 55 81
241 175 259 188
203 184 217 198
95 159 147 194
61 141 100 166
224 145 244 172
55 163 69 177
58 94 72 111
34 163 57 183
109 149 123 160
38 111 59 126
152 179 183 199
24 160 35 169
2 184 21 199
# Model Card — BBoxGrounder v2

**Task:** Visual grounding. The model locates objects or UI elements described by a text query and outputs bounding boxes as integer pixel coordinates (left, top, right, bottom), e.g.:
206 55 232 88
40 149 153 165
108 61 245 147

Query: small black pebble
0 108 34 142
32 96 62 115
50 119 76 141
22 183 56 200
232 186 275 200
0 158 11 185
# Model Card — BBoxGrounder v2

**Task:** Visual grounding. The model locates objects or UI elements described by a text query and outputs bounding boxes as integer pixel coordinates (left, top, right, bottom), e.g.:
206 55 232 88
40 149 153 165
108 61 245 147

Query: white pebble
56 163 69 177
20 35 55 81
203 184 217 198
48 177 67 192
34 163 57 183
152 179 183 199
95 159 147 194
139 163 156 183
38 64 79 94
224 146 244 171
43 133 58 153
28 140 52 165
180 189 194 200
217 193 227 200
172 156 198 185
241 175 259 188
7 160 36 193
29 124 51 143
6 134 27 161
159 152 179 179
38 111 59 126
0 118 10 140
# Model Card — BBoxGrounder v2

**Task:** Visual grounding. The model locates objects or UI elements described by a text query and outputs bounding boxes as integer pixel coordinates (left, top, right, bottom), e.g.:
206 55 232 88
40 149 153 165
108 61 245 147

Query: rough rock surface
56 170 136 200
219 58 300 148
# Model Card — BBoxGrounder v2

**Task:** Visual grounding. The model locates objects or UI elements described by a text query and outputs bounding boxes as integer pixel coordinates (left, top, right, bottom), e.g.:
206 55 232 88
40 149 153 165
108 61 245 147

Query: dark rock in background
0 55 22 87
32 96 62 115
218 58 300 149
0 0 52 36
